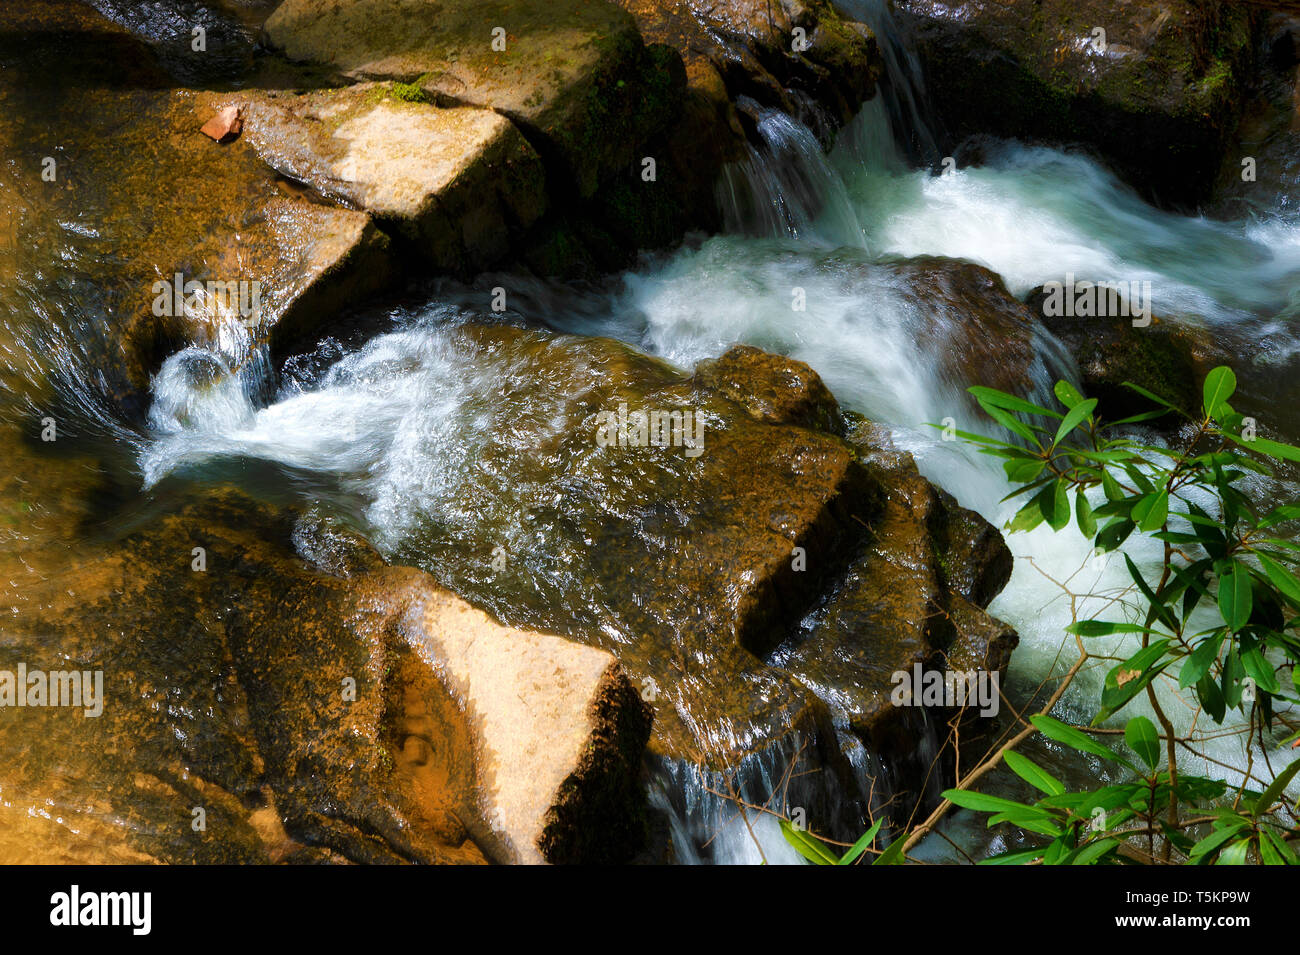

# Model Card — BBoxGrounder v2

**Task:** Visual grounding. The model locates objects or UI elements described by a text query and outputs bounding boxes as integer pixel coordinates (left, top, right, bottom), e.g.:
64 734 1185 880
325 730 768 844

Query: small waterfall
717 100 869 248
132 16 1300 863
647 728 895 865
835 0 943 166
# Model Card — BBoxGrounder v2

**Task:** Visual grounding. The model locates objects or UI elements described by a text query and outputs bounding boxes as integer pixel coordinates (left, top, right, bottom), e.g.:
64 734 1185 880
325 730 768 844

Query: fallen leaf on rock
200 106 242 142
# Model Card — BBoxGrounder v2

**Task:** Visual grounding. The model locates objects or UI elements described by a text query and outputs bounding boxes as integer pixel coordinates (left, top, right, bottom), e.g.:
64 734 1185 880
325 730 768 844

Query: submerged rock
894 0 1259 207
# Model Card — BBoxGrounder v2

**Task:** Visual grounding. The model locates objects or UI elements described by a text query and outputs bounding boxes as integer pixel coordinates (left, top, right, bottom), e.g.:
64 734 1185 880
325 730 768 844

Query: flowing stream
7 2 1300 864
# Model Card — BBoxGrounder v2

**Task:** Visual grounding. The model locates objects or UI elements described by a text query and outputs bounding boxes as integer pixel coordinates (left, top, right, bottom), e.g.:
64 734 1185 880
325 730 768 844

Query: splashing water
137 86 1300 861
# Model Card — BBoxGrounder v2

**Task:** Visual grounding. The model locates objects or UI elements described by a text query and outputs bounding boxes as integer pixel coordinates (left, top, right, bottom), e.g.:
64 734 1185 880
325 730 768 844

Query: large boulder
235 84 548 272
0 460 651 864
328 323 1018 840
893 0 1260 207
263 0 685 201
0 4 395 411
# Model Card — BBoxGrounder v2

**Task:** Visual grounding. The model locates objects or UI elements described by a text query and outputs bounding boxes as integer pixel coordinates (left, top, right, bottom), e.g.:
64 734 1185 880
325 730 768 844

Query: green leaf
981 402 1040 443
1124 716 1161 771
779 819 838 865
1122 381 1186 416
1258 831 1285 865
986 810 1063 837
1241 646 1280 694
1054 398 1098 445
872 834 906 865
1179 631 1224 689
837 817 884 865
1131 490 1169 532
1253 757 1300 817
1047 479 1070 531
1260 504 1300 528
1030 715 1135 769
1238 435 1300 464
1004 457 1047 483
968 386 1062 419
1190 822 1248 861
1124 553 1179 633
979 845 1047 865
1054 380 1085 409
1069 838 1119 866
1198 671 1226 723
1075 492 1097 538
1065 620 1151 637
1008 495 1047 534
941 788 1037 815
1203 366 1237 420
1219 562 1253 632
1003 750 1065 796
1258 552 1300 609
1217 839 1251 865
1263 829 1299 864
1095 517 1135 552
1097 641 1172 722
1101 470 1125 503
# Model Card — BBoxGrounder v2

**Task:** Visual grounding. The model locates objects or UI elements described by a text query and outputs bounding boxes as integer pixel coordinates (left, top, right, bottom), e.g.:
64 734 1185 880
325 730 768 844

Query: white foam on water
139 94 1300 862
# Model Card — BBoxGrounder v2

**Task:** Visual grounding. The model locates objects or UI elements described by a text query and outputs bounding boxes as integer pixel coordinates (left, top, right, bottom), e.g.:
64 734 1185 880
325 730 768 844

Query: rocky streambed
2 0 1298 864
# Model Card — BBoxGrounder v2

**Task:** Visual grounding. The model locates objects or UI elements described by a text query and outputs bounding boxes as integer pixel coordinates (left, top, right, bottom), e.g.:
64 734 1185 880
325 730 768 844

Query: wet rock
0 467 649 864
894 0 1260 208
0 0 172 90
1027 287 1205 419
543 0 881 270
933 488 1015 610
234 85 547 272
615 0 878 128
372 323 1017 809
773 428 1018 816
84 0 281 85
826 251 1065 411
263 0 684 201
413 587 651 864
694 345 846 435
0 16 395 413
200 105 243 141
1209 9 1300 220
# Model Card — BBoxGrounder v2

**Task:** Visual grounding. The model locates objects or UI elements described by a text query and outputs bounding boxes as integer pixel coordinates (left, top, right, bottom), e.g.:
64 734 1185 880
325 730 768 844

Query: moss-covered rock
0 454 653 864
1027 286 1205 419
616 0 879 127
894 0 1260 208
